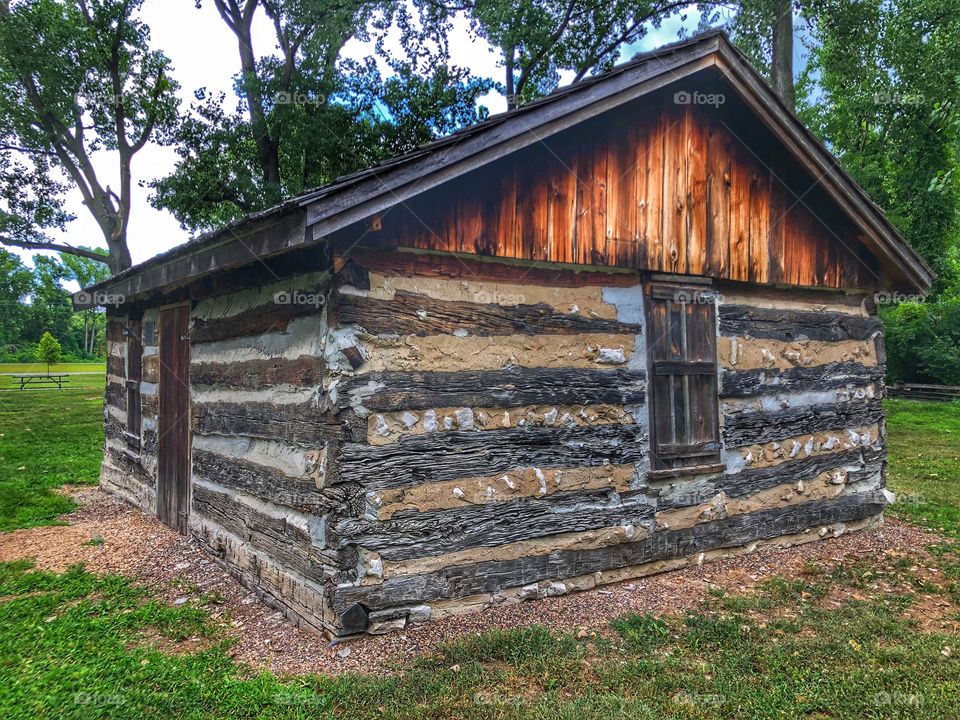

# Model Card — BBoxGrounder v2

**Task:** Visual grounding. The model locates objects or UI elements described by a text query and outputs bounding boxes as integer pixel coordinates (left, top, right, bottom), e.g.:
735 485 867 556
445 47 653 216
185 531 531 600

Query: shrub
881 297 960 385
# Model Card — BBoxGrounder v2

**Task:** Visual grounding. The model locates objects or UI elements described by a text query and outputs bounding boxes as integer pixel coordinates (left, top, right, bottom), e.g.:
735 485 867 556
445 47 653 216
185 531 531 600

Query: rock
368 617 406 635
422 410 438 432
336 647 351 658
544 581 567 597
407 605 432 624
455 407 475 430
174 597 189 606
518 583 540 601
400 411 419 429
596 347 626 364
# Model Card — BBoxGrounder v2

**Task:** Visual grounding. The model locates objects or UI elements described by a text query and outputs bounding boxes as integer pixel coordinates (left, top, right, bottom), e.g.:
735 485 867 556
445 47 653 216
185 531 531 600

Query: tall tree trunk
771 0 796 111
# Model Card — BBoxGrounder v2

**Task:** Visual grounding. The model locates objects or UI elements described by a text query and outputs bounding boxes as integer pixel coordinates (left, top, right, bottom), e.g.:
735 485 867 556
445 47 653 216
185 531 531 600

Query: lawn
0 391 957 719
0 374 104 530
885 398 960 538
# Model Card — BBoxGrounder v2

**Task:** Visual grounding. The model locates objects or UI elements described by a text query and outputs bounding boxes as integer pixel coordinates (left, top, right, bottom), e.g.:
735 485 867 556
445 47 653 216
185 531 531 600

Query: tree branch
0 236 109 264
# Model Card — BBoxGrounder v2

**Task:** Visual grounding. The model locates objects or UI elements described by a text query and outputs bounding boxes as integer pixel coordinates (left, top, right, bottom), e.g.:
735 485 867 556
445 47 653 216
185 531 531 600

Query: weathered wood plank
339 424 648 490
338 366 646 412
712 446 883 501
191 299 323 344
333 491 887 613
720 362 883 399
191 356 326 389
192 448 349 514
192 400 341 445
105 381 126 411
191 483 333 581
334 290 640 337
333 488 655 561
719 305 881 342
722 398 883 447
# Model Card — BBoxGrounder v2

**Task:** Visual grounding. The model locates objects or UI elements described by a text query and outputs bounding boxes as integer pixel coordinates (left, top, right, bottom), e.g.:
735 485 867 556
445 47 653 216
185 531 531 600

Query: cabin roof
78 30 934 306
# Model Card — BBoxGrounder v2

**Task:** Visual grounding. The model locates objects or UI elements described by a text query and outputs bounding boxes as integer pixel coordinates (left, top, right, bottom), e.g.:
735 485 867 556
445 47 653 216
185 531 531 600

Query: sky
21 1 707 275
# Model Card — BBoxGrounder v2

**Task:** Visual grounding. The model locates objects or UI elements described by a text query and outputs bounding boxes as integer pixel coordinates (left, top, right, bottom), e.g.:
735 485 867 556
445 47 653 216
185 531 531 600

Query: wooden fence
887 383 960 402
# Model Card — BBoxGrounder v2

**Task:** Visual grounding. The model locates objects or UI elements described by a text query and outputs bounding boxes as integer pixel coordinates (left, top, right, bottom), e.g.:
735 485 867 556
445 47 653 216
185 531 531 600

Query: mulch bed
0 487 947 676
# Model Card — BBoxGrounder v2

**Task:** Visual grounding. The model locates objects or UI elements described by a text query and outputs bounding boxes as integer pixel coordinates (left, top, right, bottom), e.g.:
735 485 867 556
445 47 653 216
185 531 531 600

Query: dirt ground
0 486 949 676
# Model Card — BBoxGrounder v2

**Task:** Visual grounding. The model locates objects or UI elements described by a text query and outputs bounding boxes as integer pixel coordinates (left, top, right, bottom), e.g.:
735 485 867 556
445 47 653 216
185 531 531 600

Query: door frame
157 302 192 534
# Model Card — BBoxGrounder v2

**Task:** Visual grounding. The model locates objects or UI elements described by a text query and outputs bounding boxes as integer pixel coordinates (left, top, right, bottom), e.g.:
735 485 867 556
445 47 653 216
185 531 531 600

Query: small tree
35 332 61 375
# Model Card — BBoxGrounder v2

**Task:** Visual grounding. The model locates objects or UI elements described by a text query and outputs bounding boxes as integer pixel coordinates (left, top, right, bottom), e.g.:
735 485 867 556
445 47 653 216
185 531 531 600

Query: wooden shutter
125 318 142 455
645 283 721 472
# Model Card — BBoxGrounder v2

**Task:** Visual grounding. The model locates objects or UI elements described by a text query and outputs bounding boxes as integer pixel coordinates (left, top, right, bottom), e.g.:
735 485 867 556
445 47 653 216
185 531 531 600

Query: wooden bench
12 374 70 390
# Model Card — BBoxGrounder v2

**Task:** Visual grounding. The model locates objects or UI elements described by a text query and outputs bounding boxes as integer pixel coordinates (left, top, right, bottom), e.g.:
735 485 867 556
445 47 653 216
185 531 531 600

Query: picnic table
12 373 70 390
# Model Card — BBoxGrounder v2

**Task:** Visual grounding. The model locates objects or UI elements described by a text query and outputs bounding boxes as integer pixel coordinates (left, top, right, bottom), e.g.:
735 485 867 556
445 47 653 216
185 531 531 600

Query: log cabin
77 31 934 637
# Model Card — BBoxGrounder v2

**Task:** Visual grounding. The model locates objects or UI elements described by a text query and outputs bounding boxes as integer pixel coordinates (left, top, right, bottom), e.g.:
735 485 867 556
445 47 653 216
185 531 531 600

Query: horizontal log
720 362 883 399
332 491 888 613
106 318 126 343
107 354 125 378
339 423 649 490
338 366 647 412
722 398 883 447
104 446 154 487
334 290 641 337
192 400 341 445
718 305 881 342
192 448 350 514
333 487 656 561
191 484 333 581
191 356 326 389
713 446 883 501
105 381 126 412
191 299 322 344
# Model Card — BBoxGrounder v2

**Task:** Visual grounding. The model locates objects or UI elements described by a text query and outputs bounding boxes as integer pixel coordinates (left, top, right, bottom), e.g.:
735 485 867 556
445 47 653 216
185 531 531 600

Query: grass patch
5 557 952 719
885 398 960 537
0 375 104 530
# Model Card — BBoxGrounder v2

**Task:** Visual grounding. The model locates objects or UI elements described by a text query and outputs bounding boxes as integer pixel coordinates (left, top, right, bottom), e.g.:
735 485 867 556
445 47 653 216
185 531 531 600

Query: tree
151 0 491 232
0 0 180 273
424 0 691 110
35 330 61 373
697 1 800 111
0 248 33 349
798 0 960 292
61 247 109 355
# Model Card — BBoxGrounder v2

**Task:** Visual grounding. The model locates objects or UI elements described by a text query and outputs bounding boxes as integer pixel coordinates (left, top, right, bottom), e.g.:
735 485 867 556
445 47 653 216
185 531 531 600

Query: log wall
320 252 890 633
185 271 341 634
99 249 891 637
100 312 157 511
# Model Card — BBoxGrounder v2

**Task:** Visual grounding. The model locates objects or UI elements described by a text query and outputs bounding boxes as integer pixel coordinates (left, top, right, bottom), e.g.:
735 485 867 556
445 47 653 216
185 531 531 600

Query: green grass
885 398 960 537
0 554 957 719
0 375 104 530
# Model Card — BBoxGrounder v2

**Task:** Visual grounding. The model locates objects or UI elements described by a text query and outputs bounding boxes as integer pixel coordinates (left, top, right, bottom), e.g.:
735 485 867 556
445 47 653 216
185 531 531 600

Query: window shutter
646 284 721 471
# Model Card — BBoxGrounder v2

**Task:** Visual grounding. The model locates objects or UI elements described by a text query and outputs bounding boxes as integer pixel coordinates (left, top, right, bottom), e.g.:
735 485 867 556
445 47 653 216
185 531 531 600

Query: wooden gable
361 79 885 291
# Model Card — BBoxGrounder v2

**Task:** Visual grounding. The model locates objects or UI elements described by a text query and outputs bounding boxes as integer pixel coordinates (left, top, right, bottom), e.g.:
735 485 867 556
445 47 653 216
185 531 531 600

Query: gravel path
0 487 946 676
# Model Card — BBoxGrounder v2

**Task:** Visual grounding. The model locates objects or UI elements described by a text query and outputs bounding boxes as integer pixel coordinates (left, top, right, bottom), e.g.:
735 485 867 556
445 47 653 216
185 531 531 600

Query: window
124 317 142 455
645 281 722 475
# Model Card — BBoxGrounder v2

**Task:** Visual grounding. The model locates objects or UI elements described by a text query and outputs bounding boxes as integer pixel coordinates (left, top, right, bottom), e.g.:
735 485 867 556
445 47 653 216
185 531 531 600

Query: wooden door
157 305 191 533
